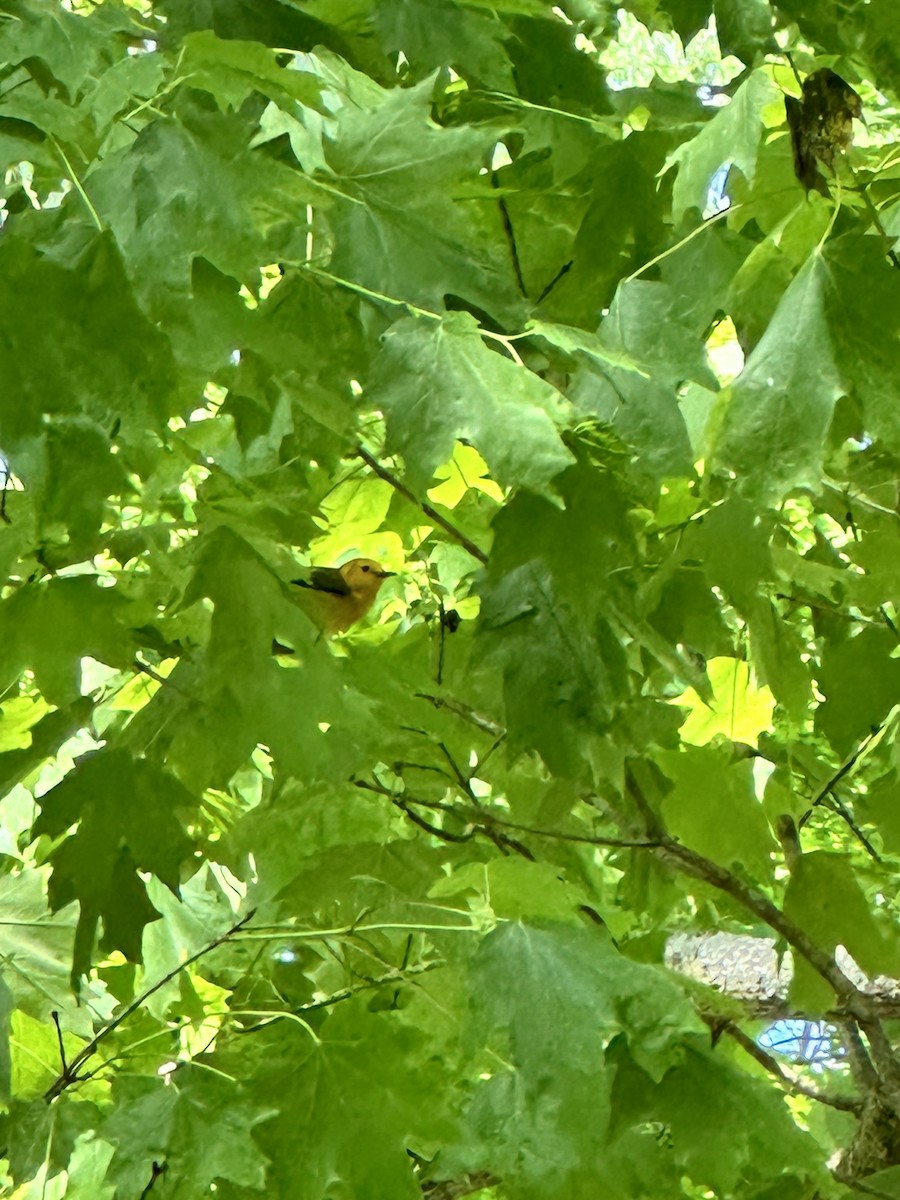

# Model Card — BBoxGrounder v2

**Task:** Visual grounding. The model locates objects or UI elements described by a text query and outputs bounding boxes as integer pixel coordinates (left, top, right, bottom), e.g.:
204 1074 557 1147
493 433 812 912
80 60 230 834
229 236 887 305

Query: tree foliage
2 0 900 1196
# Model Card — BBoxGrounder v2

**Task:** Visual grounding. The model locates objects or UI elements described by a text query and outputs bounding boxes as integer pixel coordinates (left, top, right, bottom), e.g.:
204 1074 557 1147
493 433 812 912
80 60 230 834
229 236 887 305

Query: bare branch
415 692 505 737
44 910 256 1102
355 445 488 564
704 1015 862 1114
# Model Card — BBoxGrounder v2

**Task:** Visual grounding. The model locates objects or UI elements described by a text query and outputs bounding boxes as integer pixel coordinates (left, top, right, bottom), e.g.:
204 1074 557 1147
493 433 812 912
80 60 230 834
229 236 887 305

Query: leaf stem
623 205 739 284
49 137 103 233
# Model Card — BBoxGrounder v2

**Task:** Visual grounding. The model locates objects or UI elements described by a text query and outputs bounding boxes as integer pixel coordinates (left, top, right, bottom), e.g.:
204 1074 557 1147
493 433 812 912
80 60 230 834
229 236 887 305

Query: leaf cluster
1 1 900 1197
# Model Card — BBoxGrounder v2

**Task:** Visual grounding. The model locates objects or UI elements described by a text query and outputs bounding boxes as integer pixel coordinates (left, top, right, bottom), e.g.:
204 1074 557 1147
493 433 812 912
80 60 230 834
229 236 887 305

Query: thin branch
474 731 506 775
355 445 488 564
393 780 899 1087
799 725 883 828
820 795 881 862
774 592 880 628
659 841 851 1002
437 741 474 797
0 469 11 525
414 692 504 737
707 1015 862 1114
356 780 664 850
51 1011 67 1076
852 167 900 272
841 1021 883 1094
44 910 256 1102
232 961 441 1032
436 596 448 686
493 174 526 297
536 259 572 304
394 797 475 844
138 1162 167 1199
657 839 900 1091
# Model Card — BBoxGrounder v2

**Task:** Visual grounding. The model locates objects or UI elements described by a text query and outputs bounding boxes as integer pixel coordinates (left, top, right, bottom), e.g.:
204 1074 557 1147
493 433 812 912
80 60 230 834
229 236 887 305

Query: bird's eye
361 564 370 572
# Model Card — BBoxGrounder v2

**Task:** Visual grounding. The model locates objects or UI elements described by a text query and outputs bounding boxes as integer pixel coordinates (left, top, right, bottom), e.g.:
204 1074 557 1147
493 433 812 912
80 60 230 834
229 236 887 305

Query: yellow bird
291 558 395 636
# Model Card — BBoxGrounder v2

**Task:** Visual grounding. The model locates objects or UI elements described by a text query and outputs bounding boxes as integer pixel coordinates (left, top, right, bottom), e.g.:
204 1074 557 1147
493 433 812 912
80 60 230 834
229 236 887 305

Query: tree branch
355 445 489 565
704 1014 862 1114
414 692 505 737
44 910 256 1102
799 724 883 829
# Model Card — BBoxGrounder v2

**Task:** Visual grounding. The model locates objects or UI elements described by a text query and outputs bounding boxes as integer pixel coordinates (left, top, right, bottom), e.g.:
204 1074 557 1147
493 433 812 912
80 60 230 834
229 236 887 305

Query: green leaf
822 234 900 458
374 0 516 88
0 579 137 706
714 0 776 60
676 657 775 748
313 65 521 321
104 1068 273 1198
658 743 776 879
229 1003 455 1200
88 104 311 312
0 233 175 448
180 30 323 110
451 922 699 1195
370 311 574 495
784 850 900 1008
33 749 196 979
668 69 777 222
713 252 845 501
816 627 900 758
608 1039 827 1194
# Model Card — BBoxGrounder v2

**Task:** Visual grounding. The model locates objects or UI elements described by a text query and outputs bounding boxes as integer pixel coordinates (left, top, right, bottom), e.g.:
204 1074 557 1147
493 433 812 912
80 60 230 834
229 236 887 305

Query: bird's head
339 558 395 596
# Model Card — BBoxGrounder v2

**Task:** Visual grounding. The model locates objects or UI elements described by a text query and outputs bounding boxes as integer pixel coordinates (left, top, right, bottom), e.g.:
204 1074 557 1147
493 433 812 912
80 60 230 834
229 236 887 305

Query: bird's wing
293 566 351 596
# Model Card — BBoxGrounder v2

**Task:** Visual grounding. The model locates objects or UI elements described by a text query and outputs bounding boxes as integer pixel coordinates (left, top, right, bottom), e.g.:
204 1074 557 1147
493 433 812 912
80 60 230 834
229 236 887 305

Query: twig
852 168 900 272
707 1015 862 1114
355 780 664 851
355 445 488 565
437 596 448 686
841 1021 882 1094
474 731 506 775
394 797 474 844
415 692 504 737
799 726 883 828
493 176 527 297
536 259 572 304
232 960 441 1032
51 1011 67 1075
820 795 881 862
0 466 10 525
437 741 474 797
659 842 852 1002
139 1162 167 1199
44 910 256 1102
656 839 900 1090
774 592 880 627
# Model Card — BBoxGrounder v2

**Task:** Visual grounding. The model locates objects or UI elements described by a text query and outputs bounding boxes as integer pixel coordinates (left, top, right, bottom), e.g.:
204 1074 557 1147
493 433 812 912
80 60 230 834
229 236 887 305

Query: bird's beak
377 570 396 578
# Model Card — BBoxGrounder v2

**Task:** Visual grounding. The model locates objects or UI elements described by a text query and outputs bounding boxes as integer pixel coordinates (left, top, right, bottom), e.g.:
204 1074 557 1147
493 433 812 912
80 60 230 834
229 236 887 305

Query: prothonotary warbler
291 558 395 636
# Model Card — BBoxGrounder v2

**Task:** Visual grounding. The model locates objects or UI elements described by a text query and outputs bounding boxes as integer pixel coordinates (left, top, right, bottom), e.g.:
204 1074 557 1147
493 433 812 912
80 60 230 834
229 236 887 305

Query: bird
290 558 396 636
